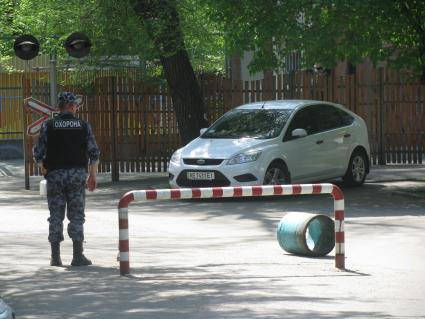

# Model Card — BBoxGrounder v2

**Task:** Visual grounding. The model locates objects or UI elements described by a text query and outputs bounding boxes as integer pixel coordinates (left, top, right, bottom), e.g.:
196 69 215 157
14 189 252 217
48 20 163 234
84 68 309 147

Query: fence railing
0 68 424 184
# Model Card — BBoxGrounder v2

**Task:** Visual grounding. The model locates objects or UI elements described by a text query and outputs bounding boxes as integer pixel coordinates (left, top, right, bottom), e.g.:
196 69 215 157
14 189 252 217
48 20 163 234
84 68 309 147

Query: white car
168 100 370 188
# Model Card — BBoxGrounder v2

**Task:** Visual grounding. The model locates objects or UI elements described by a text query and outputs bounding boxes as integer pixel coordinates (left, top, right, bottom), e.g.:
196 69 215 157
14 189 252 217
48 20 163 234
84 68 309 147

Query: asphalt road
0 160 425 319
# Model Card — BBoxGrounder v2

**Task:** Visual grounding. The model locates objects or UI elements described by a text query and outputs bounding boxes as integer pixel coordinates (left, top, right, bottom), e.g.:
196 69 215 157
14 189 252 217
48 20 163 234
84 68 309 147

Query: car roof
235 100 337 111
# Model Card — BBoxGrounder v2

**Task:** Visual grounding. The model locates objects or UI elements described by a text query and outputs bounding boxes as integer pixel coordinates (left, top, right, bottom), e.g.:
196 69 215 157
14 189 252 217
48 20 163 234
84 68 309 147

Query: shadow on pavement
0 264 386 319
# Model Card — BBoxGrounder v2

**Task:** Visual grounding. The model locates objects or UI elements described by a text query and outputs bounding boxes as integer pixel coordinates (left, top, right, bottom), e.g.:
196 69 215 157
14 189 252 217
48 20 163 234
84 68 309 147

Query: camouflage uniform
33 108 100 244
45 168 87 242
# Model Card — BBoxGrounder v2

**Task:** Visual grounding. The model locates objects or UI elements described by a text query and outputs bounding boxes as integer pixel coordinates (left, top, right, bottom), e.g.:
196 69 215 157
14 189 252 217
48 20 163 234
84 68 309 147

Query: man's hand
87 175 97 192
39 164 47 176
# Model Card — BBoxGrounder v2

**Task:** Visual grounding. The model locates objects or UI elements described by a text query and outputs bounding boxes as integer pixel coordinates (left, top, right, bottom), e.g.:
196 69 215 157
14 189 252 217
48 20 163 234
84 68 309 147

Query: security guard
33 92 100 267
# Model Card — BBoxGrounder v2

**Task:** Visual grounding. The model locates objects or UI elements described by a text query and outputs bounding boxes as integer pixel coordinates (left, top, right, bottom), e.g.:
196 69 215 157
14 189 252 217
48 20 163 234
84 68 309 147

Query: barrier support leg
118 192 134 276
332 185 345 269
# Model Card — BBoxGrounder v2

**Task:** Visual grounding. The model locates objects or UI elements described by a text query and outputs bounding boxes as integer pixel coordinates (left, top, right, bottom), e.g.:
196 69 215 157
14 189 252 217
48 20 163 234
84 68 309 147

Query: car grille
176 170 231 187
183 158 224 166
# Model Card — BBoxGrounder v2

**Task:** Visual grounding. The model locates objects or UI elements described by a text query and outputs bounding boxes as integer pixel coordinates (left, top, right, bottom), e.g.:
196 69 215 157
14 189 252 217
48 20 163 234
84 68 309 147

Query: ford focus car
168 100 370 188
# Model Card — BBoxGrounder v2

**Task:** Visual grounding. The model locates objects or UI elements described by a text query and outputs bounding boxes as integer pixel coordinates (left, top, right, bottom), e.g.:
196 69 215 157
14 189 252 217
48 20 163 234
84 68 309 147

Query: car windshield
202 109 292 139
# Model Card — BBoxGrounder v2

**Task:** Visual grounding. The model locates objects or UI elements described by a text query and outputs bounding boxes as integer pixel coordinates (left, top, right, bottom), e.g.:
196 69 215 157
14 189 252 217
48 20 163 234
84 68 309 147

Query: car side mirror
200 128 208 135
291 128 307 138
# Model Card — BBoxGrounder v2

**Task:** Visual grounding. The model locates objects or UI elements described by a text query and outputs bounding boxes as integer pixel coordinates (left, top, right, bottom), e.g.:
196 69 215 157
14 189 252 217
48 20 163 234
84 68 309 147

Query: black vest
44 113 88 170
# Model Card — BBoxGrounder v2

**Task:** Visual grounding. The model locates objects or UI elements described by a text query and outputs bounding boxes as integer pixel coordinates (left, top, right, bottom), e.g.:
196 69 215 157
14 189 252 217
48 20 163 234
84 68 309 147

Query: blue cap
58 92 77 104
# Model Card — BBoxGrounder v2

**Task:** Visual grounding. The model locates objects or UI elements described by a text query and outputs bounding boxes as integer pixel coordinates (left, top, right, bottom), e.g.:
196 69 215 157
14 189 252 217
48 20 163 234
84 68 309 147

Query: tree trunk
160 50 208 144
131 0 208 145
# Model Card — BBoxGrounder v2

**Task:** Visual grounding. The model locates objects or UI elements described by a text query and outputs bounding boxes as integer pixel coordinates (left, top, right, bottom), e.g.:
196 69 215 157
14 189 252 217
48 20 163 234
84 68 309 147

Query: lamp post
49 51 58 108
13 32 92 189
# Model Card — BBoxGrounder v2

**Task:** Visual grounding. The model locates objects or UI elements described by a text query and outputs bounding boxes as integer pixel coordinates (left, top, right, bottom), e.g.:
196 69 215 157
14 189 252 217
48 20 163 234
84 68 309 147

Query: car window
310 104 354 132
202 109 292 139
339 108 355 126
284 106 317 140
283 104 354 141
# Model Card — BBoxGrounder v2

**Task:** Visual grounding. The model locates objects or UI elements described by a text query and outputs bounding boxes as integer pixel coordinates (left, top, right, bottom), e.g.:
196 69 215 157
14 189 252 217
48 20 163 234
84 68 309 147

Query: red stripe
119 219 128 229
252 186 262 196
335 231 345 243
120 261 130 275
335 254 345 269
118 192 135 208
233 187 243 197
170 189 181 199
312 184 322 194
192 188 202 198
146 190 157 200
332 186 344 200
119 240 129 252
212 187 223 197
292 185 302 194
273 185 283 195
335 210 345 220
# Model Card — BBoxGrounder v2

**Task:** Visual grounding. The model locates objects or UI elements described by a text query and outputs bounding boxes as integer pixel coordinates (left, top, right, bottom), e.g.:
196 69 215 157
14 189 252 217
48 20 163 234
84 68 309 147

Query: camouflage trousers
45 168 87 243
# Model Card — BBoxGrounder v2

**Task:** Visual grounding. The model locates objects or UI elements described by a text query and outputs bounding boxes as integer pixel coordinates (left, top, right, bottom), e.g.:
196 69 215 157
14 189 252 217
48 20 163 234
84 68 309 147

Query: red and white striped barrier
117 183 345 276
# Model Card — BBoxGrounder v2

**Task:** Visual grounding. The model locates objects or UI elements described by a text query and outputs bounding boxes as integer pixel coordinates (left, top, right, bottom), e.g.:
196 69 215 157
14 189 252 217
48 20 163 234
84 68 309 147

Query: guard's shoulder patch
52 119 83 129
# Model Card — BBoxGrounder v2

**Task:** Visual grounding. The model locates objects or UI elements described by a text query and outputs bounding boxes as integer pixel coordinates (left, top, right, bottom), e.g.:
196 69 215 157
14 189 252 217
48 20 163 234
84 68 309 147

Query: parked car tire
263 161 291 185
343 150 368 186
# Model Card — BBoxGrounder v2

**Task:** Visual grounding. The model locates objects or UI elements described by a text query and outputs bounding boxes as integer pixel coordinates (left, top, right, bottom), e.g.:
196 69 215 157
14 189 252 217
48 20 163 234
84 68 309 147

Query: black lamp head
14 35 40 60
64 32 91 58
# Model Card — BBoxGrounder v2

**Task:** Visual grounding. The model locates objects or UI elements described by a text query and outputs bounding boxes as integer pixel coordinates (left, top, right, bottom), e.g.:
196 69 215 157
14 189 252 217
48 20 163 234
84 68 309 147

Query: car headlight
227 151 261 165
170 149 182 164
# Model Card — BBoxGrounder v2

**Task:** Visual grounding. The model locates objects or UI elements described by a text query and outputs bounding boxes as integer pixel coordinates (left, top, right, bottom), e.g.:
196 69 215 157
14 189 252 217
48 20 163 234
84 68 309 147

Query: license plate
187 171 215 180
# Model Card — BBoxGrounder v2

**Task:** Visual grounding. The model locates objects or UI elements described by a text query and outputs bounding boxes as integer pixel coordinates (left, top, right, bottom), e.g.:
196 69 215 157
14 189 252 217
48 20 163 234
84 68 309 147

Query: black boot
50 242 63 266
71 241 92 266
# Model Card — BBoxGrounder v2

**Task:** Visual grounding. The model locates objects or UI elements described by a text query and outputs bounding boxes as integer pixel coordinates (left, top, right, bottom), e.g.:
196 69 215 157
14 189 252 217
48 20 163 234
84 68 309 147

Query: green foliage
178 0 225 73
0 0 225 74
3 1 424 79
205 0 425 79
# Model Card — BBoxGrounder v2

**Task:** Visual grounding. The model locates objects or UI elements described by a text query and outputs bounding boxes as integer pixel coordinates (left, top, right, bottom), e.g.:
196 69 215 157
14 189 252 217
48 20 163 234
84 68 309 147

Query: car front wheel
343 151 367 186
263 162 290 185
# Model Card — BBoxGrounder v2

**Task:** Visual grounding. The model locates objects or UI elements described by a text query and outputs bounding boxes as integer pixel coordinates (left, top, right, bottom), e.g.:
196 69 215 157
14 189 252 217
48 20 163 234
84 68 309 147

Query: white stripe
156 189 172 199
200 188 214 198
240 186 250 196
335 243 345 254
133 190 147 201
29 122 43 135
119 252 129 262
29 101 52 114
118 208 128 219
222 187 234 197
119 229 129 240
320 183 334 194
179 188 193 199
334 199 345 211
335 220 344 232
261 185 275 196
279 185 291 195
300 184 313 194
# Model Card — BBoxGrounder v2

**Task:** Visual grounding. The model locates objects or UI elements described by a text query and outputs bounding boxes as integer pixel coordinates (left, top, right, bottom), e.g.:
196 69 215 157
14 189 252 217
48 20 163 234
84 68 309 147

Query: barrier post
117 183 345 276
118 191 134 276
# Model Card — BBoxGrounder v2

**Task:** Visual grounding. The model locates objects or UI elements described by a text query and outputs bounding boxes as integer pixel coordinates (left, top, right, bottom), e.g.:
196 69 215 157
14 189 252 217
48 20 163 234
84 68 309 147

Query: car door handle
344 133 351 138
316 140 324 144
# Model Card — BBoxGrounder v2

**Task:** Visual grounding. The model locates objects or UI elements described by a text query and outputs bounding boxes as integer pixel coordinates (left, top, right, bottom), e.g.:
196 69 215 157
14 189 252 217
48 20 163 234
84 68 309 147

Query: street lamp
13 32 92 190
64 32 91 58
13 35 40 60
14 32 91 61
14 32 92 107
